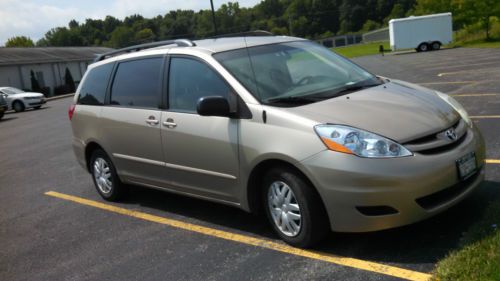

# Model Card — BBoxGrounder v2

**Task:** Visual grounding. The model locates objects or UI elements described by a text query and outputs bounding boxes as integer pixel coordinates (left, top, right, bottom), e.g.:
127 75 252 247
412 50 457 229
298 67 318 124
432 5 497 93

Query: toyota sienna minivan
70 33 485 247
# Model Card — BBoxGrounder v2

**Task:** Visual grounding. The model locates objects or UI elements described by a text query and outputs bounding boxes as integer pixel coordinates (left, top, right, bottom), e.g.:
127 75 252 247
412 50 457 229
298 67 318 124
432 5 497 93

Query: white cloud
0 0 261 45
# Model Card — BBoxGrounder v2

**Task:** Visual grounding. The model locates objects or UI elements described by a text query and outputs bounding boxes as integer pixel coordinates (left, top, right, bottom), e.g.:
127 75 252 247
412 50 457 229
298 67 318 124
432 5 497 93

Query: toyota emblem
445 128 457 141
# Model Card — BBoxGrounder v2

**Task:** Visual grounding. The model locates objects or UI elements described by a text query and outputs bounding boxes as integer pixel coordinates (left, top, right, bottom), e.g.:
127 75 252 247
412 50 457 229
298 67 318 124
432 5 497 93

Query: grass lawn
452 39 500 48
433 199 500 281
332 41 390 58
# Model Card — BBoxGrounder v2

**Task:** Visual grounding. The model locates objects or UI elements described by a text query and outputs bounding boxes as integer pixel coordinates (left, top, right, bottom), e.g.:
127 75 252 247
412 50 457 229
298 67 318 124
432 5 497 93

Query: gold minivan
70 34 485 247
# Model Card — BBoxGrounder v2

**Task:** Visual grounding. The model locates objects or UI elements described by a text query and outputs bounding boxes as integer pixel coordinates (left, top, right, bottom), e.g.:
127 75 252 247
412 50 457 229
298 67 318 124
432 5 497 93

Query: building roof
0 47 114 66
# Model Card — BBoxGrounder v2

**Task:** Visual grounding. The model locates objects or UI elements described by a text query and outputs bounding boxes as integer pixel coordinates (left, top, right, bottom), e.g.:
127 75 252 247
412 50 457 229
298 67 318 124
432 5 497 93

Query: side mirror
197 96 231 117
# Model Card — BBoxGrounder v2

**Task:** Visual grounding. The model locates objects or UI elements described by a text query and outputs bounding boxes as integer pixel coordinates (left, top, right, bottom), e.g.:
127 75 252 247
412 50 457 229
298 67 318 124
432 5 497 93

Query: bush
39 87 50 97
54 85 72 96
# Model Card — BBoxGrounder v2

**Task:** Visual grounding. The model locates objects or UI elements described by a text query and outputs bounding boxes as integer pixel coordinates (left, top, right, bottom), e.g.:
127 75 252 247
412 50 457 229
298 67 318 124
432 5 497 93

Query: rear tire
90 149 128 201
431 41 441 51
263 167 329 248
13 101 25 112
417 43 429 52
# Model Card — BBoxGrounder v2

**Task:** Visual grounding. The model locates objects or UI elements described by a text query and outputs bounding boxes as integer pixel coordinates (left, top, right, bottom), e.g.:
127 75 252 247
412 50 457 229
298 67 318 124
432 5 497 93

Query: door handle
145 116 159 125
163 118 177 128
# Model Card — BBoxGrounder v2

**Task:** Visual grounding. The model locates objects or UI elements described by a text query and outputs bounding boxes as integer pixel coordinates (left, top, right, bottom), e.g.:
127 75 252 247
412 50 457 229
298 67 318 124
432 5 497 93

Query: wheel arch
84 141 106 172
246 158 330 225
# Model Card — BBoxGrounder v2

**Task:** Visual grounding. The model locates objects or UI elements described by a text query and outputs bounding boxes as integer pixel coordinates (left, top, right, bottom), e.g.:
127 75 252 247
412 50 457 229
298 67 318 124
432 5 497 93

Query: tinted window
110 58 163 108
169 57 231 113
78 63 113 105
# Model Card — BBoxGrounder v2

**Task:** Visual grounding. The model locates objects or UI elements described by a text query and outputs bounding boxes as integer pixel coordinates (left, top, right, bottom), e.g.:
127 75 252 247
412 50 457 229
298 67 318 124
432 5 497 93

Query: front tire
90 149 128 201
417 43 429 52
263 167 329 248
13 101 25 112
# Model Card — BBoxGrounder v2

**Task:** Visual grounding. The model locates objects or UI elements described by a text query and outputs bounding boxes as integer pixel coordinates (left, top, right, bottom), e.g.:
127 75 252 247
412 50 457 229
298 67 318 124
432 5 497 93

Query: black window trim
165 54 251 119
76 61 115 106
106 54 167 110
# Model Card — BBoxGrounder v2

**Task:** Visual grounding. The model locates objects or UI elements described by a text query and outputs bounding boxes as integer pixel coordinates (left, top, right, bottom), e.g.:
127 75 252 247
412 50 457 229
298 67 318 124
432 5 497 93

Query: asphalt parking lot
1 47 499 281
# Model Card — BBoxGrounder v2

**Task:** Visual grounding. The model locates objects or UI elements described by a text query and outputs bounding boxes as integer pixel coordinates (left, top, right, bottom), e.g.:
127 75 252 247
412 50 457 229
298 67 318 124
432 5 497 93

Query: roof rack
94 39 195 62
210 30 274 39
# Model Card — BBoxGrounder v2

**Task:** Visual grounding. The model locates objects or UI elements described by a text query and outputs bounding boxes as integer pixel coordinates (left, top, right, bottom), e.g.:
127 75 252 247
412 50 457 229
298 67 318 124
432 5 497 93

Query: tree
64 68 76 93
135 28 154 43
5 36 35 47
108 26 134 48
468 0 500 39
30 70 41 92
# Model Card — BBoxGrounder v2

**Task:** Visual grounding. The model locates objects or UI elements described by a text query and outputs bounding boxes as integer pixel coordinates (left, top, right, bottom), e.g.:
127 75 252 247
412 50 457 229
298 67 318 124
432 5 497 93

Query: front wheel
90 149 128 201
417 43 429 52
13 101 25 112
263 167 329 248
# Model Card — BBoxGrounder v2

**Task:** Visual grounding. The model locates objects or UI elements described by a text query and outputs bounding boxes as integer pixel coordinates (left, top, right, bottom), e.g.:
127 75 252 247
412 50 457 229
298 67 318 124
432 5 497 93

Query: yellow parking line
419 81 478 85
451 93 498 97
45 191 431 281
470 115 500 119
486 159 500 164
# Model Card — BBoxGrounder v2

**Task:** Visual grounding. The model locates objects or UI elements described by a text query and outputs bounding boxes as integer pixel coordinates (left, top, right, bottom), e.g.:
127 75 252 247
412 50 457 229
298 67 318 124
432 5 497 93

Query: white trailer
389 13 452 52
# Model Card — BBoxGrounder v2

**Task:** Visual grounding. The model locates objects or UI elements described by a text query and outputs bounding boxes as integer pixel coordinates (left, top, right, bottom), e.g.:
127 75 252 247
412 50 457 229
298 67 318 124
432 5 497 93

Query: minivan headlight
435 91 472 127
314 125 413 158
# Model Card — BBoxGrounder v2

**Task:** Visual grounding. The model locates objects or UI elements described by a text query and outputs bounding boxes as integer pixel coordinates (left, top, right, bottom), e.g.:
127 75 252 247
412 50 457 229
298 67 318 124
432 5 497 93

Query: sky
0 0 261 45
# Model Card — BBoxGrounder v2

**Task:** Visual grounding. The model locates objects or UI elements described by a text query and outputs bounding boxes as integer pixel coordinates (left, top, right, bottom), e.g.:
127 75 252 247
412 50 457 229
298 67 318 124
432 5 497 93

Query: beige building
0 47 112 96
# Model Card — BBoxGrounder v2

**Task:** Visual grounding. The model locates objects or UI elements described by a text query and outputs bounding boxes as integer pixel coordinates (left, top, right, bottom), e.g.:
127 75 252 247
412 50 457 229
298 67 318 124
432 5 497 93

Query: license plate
456 152 477 180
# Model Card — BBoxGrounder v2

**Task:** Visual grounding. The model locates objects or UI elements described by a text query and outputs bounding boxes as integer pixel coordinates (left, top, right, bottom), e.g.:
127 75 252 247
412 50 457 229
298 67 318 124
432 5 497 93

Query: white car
0 87 46 112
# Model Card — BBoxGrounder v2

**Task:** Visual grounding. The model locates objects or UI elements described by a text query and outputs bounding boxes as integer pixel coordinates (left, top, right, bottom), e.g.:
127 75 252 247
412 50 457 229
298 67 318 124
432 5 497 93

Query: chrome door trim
112 153 237 180
113 153 165 167
165 162 237 180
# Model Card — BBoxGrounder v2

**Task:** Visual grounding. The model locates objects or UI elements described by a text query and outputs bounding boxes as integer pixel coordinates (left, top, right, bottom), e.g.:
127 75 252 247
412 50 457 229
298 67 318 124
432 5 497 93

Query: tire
417 43 429 52
34 106 42 109
431 42 441 51
90 149 128 201
0 111 4 120
263 167 329 248
13 101 25 112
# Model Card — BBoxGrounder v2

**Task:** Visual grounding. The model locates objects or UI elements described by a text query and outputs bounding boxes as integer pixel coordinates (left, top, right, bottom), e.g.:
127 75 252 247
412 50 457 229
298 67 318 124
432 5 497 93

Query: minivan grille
404 119 467 155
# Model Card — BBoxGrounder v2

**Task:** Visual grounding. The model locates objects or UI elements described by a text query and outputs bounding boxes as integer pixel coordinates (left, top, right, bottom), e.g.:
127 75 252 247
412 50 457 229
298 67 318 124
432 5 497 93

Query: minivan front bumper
300 125 485 232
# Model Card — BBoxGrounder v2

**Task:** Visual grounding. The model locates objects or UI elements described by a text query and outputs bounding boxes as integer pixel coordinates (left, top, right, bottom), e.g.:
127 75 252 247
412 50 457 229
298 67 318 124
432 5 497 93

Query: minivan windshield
214 41 382 106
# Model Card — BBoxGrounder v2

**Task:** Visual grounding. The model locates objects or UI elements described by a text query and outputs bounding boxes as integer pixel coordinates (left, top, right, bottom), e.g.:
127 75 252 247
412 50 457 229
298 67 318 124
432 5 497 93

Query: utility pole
210 0 218 35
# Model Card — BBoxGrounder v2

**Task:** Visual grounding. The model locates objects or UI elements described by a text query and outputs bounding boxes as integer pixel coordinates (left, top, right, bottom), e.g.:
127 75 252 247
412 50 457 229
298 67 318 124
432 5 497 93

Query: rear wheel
431 41 441 51
417 43 429 52
13 101 25 112
263 167 329 248
90 149 128 201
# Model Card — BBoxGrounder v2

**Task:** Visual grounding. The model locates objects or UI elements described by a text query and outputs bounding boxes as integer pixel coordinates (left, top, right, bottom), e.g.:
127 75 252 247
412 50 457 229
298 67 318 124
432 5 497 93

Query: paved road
1 47 499 281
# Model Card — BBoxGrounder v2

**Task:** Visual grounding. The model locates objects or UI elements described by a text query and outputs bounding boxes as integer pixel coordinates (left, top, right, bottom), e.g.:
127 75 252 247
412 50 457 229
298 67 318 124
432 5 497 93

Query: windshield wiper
330 83 380 97
265 95 324 104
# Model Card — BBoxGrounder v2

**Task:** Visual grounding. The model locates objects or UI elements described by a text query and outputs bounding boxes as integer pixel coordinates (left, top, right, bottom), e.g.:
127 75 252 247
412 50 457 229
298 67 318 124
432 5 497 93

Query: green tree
135 28 154 43
108 26 134 48
468 0 500 39
5 36 35 47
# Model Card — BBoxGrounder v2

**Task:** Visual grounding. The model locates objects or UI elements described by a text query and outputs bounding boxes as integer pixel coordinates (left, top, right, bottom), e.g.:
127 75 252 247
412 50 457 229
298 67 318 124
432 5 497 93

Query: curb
46 93 74 101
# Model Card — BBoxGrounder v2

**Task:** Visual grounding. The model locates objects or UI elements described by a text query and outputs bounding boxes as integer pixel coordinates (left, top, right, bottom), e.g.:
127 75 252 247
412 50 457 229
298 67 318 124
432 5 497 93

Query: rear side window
110 58 163 108
78 63 113 105
168 57 231 113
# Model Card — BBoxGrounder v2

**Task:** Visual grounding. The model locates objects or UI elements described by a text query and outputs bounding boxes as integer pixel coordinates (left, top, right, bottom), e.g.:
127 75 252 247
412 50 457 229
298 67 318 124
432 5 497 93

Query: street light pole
210 0 218 35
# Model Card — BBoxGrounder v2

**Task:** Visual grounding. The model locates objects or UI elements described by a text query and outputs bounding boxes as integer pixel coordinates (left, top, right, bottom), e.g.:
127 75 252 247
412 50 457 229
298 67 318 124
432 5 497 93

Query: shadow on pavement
0 116 18 122
120 179 500 266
